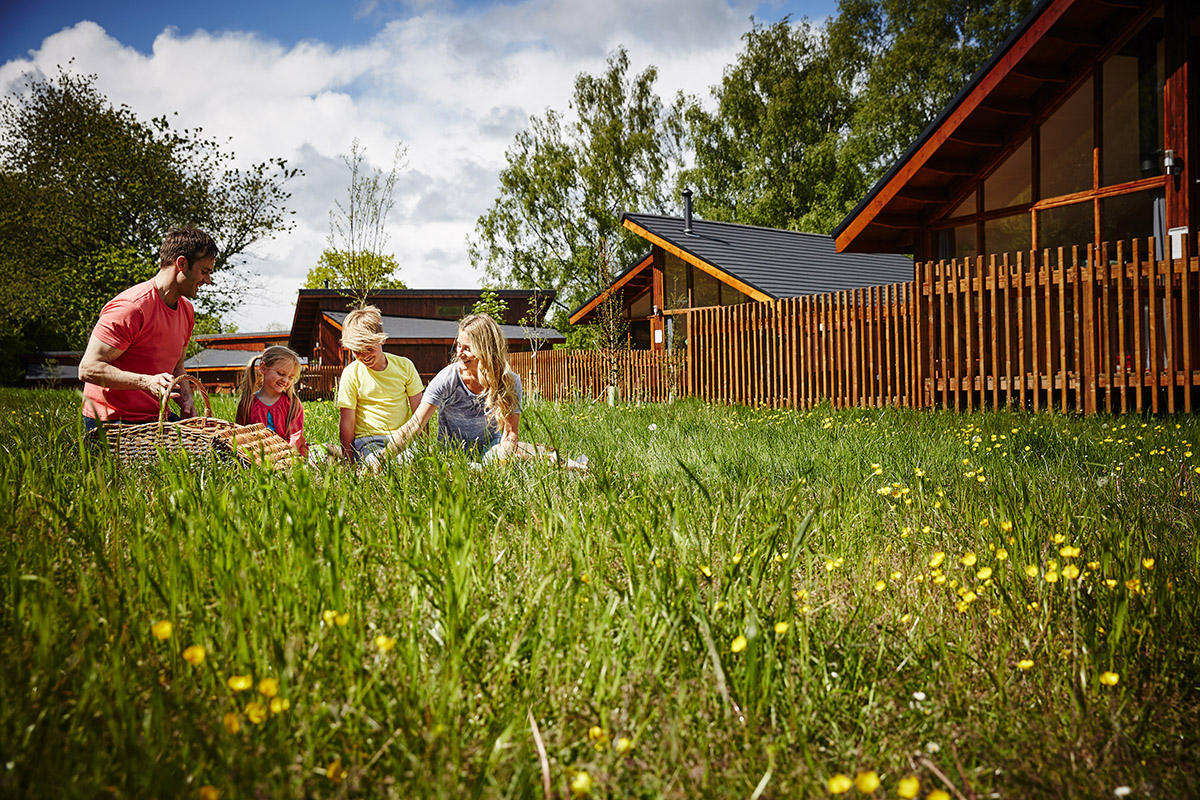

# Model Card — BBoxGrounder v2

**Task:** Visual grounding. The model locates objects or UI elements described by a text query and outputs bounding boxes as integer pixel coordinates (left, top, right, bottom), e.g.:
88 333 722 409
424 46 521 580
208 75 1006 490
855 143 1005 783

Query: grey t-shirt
423 363 522 451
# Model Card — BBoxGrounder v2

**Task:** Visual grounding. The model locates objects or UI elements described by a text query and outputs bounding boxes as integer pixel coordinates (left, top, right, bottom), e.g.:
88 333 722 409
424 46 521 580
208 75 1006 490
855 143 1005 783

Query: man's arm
78 334 175 397
172 352 196 418
339 407 357 460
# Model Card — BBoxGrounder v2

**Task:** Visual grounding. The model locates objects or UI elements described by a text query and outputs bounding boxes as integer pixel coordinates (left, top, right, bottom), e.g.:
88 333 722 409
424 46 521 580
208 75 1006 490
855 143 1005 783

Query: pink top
82 279 194 422
243 393 308 456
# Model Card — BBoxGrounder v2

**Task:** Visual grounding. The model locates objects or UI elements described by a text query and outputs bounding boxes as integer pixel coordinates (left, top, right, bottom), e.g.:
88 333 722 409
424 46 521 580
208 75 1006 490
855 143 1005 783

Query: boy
336 305 424 461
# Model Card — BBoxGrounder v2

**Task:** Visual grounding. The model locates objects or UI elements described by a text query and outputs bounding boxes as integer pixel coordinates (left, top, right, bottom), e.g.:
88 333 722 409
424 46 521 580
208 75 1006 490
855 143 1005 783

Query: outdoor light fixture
1164 149 1180 176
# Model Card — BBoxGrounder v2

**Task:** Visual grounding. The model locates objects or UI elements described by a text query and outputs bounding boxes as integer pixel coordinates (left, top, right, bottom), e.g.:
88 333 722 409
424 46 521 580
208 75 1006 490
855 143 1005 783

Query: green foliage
470 47 683 313
829 0 1034 180
2 391 1199 797
681 16 863 234
470 287 508 321
302 249 406 291
0 67 299 377
324 138 408 305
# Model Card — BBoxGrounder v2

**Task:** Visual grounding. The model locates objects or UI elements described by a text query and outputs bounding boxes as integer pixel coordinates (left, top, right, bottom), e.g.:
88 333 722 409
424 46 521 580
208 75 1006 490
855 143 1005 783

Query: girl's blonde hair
457 313 519 433
341 305 388 354
236 345 303 431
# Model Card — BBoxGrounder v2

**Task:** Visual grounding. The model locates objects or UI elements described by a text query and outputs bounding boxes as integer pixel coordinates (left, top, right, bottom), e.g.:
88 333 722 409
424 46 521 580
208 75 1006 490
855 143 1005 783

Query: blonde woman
336 305 424 462
371 313 521 467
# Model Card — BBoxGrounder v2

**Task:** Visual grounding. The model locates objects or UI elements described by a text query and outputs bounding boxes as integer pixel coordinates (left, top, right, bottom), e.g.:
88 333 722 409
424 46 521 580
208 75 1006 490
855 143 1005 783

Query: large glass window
1101 189 1165 256
1038 202 1093 254
949 190 977 219
693 267 721 307
984 138 1032 211
663 254 687 309
1101 18 1164 185
1039 76 1094 198
984 213 1033 258
721 283 749 306
935 225 978 262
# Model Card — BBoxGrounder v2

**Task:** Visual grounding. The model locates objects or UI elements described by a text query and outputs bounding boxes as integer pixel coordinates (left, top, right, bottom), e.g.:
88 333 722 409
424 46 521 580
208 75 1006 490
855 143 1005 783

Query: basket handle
158 373 212 424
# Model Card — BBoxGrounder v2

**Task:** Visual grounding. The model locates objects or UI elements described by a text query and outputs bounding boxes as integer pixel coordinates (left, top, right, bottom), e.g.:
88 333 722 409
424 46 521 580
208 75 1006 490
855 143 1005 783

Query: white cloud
0 0 785 332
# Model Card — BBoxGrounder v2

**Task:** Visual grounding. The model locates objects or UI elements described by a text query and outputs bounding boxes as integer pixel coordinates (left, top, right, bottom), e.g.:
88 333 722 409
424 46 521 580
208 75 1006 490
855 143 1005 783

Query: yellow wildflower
897 774 920 798
1099 671 1120 686
1044 571 1059 584
321 610 336 625
335 612 350 626
1062 565 1080 580
327 759 346 783
257 677 278 698
615 736 633 756
874 580 886 592
731 635 747 654
1142 558 1155 571
929 552 946 569
270 697 290 714
1000 521 1013 533
1025 565 1040 578
854 771 881 793
151 620 173 641
375 635 396 652
700 565 713 578
222 713 240 734
1017 659 1034 670
928 791 951 800
1059 545 1081 558
199 786 219 800
976 567 992 580
227 674 252 692
828 773 853 794
774 621 789 635
570 770 593 796
960 552 977 566
182 645 206 666
245 700 266 725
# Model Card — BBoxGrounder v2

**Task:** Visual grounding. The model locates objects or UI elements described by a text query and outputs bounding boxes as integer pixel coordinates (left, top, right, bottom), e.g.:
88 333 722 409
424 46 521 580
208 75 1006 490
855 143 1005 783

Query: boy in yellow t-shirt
336 305 424 462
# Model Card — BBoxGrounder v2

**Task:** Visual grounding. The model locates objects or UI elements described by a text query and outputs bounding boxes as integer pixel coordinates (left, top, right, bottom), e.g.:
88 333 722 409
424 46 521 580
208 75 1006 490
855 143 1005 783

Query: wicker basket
106 374 234 466
106 374 301 470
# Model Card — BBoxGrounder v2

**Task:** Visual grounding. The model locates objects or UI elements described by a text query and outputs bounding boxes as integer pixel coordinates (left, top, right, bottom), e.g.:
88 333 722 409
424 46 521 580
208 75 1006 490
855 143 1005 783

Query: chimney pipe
683 188 693 235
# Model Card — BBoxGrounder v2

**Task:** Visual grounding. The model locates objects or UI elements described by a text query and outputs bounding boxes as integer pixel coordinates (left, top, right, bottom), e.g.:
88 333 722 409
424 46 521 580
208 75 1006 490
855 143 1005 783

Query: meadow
1 387 1198 799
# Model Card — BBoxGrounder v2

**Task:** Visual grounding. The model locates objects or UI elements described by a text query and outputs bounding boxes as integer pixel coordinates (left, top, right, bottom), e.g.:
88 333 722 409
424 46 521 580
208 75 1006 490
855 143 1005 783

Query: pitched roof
185 349 309 370
619 211 913 298
831 0 1154 252
323 312 564 343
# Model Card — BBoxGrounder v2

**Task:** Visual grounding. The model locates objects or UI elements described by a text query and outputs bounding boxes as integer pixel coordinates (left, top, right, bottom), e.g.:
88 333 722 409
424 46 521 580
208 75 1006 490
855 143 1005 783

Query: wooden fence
508 349 685 402
513 233 1200 415
297 365 340 401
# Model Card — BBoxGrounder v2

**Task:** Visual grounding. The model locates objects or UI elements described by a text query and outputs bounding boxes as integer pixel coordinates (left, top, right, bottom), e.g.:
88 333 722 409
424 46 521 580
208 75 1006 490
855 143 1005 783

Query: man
79 226 217 430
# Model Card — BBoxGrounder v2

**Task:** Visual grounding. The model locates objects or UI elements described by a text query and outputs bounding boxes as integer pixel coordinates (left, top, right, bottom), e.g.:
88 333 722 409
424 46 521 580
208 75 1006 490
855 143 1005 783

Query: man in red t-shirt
79 227 217 428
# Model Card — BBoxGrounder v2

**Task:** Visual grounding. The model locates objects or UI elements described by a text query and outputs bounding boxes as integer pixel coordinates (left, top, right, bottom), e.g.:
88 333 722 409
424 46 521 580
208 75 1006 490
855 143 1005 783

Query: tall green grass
1 388 1197 798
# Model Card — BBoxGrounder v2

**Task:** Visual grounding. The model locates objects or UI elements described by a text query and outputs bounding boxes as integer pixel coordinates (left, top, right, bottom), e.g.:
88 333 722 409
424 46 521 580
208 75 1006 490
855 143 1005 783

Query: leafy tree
828 0 1033 181
302 249 406 290
471 287 508 321
470 47 683 315
681 16 862 234
0 67 298 381
316 138 408 305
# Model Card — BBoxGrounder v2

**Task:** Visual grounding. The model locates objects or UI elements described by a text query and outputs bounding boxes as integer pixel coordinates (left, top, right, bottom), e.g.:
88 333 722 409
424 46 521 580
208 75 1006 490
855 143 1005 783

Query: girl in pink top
235 346 309 456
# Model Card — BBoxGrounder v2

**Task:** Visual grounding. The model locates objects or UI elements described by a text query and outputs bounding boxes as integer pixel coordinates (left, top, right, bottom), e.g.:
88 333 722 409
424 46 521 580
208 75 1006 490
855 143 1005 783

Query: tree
310 138 408 305
471 288 508 320
0 66 298 381
828 0 1033 182
302 249 406 290
470 47 683 315
681 16 863 234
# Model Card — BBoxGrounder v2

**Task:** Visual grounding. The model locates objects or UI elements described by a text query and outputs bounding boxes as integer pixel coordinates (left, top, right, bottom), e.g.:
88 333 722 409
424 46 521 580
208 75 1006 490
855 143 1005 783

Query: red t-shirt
82 279 194 422
242 393 308 456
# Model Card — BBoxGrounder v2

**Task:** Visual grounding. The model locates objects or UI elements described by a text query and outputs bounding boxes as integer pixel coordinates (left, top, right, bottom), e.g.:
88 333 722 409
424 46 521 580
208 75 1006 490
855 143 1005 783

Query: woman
370 313 522 467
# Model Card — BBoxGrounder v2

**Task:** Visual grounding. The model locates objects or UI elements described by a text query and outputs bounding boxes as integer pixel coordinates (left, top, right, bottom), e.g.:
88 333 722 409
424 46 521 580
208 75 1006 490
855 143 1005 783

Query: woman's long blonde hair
236 345 303 431
458 313 519 432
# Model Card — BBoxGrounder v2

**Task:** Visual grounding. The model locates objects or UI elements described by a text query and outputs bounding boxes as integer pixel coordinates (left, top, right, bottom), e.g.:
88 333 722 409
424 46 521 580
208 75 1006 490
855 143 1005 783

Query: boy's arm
339 407 357 459
408 391 423 413
384 402 436 457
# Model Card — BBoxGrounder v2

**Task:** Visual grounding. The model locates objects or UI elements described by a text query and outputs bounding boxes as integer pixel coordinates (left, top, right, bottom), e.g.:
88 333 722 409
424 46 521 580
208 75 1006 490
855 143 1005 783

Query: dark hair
159 226 218 267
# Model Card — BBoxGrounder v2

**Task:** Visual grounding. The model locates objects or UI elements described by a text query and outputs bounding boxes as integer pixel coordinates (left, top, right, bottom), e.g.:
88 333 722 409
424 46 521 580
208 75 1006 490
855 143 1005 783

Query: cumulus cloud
0 0 801 330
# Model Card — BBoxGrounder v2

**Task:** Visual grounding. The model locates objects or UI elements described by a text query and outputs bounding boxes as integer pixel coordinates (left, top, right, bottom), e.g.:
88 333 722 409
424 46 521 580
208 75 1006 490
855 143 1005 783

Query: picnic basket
105 374 301 470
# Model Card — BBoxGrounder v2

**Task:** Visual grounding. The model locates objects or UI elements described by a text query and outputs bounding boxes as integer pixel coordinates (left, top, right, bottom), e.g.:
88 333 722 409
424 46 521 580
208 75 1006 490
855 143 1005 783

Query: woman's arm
490 412 521 461
383 401 437 457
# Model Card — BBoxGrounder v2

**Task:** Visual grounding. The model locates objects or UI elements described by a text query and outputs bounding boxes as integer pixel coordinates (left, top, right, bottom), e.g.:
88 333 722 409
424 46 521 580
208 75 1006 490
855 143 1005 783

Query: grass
1 387 1198 798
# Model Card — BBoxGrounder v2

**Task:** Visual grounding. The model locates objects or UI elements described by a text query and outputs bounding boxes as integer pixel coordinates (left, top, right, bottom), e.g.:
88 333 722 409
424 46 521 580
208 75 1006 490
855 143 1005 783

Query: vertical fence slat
1183 235 1194 414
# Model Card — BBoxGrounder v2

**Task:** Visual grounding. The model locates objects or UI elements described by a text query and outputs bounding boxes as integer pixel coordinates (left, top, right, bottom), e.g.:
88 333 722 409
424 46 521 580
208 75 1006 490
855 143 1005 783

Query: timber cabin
569 200 913 351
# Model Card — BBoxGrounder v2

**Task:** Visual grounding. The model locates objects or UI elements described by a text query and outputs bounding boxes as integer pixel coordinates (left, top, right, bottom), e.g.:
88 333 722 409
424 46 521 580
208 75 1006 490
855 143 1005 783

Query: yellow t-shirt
336 354 424 438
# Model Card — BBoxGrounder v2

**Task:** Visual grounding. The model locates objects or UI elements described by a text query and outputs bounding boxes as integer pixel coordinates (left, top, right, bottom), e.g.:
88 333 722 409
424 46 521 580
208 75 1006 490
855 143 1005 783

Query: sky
0 0 839 331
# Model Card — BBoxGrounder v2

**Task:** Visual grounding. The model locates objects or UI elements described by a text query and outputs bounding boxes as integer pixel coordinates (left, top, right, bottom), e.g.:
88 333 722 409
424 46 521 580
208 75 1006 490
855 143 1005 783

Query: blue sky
0 0 841 329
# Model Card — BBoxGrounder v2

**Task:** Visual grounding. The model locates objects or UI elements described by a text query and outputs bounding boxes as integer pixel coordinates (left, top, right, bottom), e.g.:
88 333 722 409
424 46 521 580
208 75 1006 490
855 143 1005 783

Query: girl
371 313 521 467
236 345 309 456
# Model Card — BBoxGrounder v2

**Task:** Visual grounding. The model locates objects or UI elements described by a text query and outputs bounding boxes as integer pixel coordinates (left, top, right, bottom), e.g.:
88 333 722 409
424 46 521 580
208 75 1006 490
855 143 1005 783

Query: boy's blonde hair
341 305 388 353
